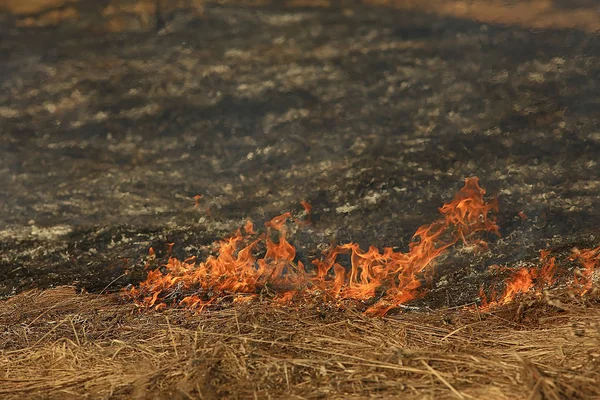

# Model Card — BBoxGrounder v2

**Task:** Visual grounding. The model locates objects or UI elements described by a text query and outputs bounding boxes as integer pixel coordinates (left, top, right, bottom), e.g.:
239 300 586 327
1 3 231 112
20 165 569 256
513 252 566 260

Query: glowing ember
126 177 503 314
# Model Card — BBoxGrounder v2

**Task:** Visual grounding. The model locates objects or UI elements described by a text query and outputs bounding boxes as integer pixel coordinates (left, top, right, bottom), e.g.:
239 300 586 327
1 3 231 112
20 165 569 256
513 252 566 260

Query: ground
0 1 599 399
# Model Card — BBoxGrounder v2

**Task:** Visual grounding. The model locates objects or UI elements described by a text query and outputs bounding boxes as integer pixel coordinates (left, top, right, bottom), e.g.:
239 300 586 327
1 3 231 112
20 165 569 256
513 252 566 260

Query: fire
480 246 598 309
571 246 600 295
299 200 313 225
243 220 256 235
500 268 535 305
480 251 557 308
126 177 503 314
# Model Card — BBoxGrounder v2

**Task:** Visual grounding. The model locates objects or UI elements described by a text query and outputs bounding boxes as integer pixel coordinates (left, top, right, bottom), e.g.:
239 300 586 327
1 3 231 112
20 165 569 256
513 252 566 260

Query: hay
1 287 599 399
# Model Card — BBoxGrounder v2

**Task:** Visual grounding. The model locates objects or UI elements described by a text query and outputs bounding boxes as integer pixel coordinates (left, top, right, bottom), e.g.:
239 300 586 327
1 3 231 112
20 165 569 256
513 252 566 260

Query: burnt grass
0 2 599 309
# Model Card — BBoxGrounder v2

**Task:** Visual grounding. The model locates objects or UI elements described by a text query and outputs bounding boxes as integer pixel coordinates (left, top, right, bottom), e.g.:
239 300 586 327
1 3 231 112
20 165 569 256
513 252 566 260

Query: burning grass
125 177 598 315
1 286 599 399
125 178 501 315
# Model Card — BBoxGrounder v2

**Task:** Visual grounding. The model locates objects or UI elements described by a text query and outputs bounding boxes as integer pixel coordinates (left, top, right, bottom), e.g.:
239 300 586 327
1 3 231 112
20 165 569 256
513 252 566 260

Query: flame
500 268 535 305
300 201 312 216
537 250 557 288
479 250 558 308
243 220 256 235
127 177 501 314
479 245 600 309
571 246 600 295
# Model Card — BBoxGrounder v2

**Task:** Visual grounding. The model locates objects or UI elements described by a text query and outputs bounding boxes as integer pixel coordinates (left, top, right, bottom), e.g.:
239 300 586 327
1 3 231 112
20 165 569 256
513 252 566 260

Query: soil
1 1 599 308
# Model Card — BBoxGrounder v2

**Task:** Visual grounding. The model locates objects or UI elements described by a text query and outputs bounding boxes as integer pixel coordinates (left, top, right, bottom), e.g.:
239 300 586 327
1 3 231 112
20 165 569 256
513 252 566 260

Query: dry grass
1 286 599 399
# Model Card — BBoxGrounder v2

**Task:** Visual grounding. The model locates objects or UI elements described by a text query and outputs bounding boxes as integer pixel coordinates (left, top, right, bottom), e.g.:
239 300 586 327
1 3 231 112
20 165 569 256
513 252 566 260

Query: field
1 1 599 398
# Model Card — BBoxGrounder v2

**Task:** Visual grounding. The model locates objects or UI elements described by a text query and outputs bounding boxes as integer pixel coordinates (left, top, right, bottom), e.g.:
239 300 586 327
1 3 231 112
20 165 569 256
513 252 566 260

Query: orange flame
538 250 557 288
243 219 256 235
126 177 500 314
480 250 558 308
300 201 313 224
571 246 600 295
500 268 535 305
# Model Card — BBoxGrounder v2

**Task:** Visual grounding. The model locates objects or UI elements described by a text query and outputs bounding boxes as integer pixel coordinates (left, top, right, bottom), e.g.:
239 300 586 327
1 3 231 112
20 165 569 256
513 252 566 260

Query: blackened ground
0 2 599 307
